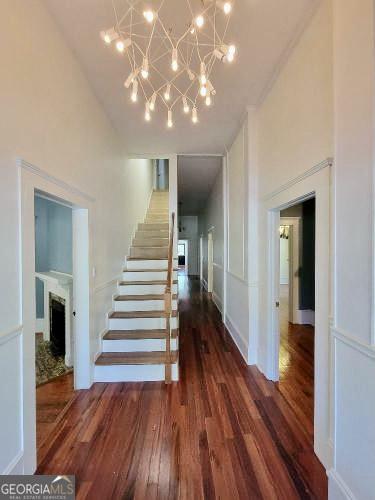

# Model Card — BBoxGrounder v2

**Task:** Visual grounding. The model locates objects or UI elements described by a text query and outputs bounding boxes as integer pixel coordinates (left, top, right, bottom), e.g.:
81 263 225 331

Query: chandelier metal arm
101 0 236 126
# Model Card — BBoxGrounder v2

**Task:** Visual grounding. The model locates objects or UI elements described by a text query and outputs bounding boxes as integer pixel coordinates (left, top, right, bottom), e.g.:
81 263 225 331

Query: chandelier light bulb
116 39 125 52
200 85 207 97
141 58 149 79
164 84 171 101
143 10 155 23
223 2 232 14
131 79 138 102
195 15 204 28
205 95 212 106
192 107 198 123
100 28 119 44
190 26 195 34
183 96 190 113
150 92 157 111
167 110 173 128
145 102 151 121
171 48 179 72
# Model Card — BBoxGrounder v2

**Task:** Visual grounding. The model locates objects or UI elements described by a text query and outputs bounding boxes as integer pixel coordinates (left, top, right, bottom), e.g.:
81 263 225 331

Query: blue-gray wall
35 196 72 319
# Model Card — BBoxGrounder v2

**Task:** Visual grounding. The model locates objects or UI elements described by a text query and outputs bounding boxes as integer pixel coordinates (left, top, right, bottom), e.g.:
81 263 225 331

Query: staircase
94 190 179 382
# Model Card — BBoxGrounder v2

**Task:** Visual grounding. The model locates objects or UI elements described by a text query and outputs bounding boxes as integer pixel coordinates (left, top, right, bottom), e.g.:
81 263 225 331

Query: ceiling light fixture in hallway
100 0 236 128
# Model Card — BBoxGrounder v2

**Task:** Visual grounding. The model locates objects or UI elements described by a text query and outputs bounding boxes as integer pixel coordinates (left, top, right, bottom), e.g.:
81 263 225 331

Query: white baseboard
224 314 248 363
328 469 356 500
296 309 315 326
212 291 223 314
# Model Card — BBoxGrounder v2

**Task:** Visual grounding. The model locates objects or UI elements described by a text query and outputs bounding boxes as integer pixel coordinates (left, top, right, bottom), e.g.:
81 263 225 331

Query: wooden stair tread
95 351 178 366
110 310 178 319
103 329 178 340
119 280 178 285
115 294 178 301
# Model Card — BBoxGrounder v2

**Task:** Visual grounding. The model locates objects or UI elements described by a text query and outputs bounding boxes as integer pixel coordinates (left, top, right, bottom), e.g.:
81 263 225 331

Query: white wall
0 1 153 475
329 0 375 498
199 167 224 312
255 0 333 371
178 216 199 275
224 121 250 359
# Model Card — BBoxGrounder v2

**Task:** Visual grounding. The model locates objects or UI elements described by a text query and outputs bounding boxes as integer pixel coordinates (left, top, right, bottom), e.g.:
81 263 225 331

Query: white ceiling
178 156 222 215
45 0 317 154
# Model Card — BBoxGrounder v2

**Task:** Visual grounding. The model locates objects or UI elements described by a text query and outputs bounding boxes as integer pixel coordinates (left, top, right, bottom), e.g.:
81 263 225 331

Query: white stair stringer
94 189 179 383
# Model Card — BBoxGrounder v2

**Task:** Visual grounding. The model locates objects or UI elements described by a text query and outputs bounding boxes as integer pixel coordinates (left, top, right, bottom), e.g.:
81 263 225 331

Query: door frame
279 217 301 323
19 159 91 474
265 165 331 468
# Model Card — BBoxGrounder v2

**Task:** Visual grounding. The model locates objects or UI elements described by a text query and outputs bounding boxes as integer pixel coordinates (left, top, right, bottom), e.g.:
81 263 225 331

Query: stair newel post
164 212 175 384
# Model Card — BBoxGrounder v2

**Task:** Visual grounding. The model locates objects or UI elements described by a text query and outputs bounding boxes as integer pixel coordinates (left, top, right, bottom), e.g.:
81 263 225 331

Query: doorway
19 159 91 473
265 164 330 467
34 194 75 454
278 199 316 439
178 240 188 274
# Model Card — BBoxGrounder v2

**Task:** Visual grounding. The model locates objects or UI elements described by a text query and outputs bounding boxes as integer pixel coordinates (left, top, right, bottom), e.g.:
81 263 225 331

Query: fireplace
49 293 66 357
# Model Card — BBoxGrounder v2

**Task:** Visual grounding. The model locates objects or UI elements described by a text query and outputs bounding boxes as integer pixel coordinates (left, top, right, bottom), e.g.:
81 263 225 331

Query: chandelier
100 0 236 127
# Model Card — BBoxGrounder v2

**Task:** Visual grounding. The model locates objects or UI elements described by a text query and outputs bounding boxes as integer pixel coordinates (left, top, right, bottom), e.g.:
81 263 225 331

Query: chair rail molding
0 324 23 345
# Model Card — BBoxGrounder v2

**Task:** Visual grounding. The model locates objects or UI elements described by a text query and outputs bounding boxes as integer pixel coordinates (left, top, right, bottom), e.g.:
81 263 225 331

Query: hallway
37 275 327 499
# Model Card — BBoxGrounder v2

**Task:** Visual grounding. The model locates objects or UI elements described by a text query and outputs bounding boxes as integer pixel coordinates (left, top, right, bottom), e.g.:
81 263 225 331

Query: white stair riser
130 247 168 258
108 316 178 330
122 270 177 281
114 299 178 312
126 259 167 270
102 338 178 352
94 362 178 382
118 283 178 295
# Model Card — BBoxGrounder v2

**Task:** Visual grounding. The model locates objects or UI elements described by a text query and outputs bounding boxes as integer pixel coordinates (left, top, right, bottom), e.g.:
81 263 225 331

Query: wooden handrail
164 211 175 384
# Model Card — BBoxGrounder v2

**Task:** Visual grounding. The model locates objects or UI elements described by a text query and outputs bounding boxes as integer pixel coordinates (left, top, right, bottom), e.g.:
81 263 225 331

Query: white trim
224 314 248 362
0 324 22 345
94 275 121 294
328 469 356 500
2 450 24 475
264 164 331 469
17 159 95 202
227 124 246 281
331 325 375 360
212 291 223 314
202 278 208 290
213 262 223 269
227 269 248 285
262 158 333 201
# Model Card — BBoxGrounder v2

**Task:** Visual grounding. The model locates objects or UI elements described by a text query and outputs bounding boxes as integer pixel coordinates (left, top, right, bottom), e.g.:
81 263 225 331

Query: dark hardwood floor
279 284 315 440
36 372 75 453
36 275 327 499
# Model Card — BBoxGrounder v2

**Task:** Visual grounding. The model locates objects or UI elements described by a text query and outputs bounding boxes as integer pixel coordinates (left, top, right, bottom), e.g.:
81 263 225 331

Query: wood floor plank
37 274 327 499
